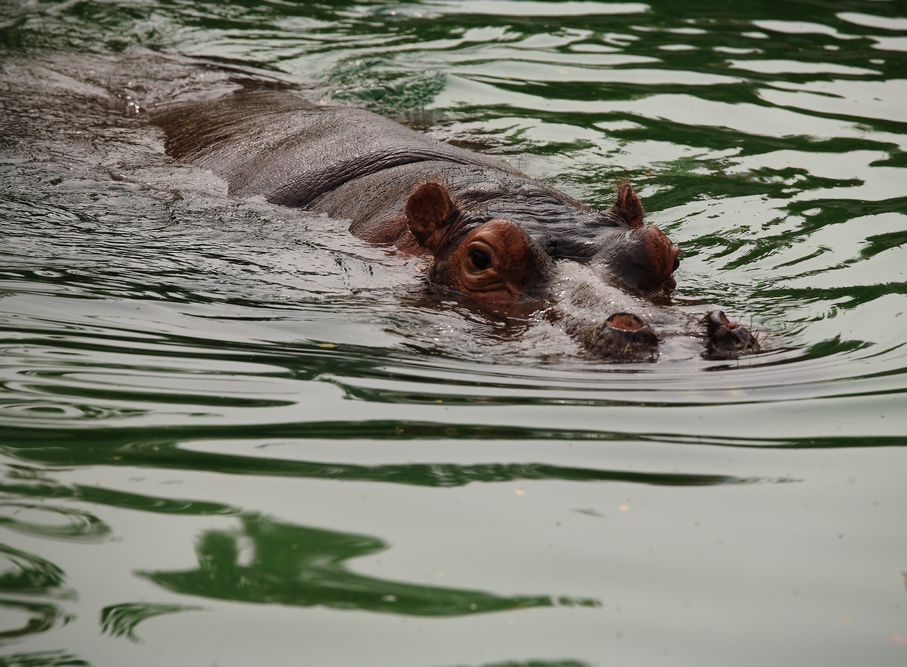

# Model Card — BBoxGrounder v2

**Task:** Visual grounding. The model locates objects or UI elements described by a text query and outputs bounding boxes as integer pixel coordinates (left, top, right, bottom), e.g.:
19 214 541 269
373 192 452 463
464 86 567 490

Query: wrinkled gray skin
152 89 758 360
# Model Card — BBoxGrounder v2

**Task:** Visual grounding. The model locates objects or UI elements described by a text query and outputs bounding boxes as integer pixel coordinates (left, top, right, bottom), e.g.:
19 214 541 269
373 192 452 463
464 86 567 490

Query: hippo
152 89 758 360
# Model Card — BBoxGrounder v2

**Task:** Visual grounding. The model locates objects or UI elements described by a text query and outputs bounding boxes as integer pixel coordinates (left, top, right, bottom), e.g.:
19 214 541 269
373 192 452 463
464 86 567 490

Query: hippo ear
611 181 645 229
405 182 459 254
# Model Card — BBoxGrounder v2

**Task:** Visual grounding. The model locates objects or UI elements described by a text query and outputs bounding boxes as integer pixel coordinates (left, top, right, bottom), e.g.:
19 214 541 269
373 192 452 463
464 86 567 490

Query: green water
1 1 906 665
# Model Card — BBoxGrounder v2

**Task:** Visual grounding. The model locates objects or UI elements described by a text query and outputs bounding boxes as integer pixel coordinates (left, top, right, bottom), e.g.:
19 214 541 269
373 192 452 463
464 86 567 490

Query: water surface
1 1 906 665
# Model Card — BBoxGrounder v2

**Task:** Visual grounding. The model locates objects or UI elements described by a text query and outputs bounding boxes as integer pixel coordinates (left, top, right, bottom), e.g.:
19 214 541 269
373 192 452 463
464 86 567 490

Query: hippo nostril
603 313 659 348
606 312 646 332
566 312 659 360
702 310 760 359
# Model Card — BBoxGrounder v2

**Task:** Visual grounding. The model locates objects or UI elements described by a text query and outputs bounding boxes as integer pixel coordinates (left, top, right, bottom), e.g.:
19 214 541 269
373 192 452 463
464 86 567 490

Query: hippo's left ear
405 182 460 254
611 181 645 229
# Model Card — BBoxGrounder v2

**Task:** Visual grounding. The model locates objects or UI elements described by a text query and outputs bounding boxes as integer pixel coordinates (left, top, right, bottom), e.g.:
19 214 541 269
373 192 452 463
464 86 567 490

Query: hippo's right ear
611 181 645 229
405 182 459 254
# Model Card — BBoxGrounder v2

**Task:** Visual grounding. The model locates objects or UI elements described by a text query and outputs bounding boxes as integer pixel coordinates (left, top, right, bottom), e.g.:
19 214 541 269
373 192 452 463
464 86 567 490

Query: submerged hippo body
153 89 758 360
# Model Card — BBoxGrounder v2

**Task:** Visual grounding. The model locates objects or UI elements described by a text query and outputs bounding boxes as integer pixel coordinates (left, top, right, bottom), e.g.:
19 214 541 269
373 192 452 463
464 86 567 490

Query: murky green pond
1 1 906 665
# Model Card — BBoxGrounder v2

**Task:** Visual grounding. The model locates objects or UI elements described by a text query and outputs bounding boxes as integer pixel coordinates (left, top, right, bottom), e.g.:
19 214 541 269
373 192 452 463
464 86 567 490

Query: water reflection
0 597 66 642
0 651 88 666
0 501 110 540
0 429 772 488
100 602 200 642
0 544 70 644
0 544 66 596
143 513 584 616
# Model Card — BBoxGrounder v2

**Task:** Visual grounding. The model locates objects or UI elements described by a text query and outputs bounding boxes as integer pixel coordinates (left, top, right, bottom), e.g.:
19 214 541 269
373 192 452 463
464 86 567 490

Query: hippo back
152 89 518 208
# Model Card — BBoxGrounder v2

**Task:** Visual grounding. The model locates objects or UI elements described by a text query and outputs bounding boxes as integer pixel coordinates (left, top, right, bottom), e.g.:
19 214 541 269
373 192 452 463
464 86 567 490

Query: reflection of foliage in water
0 544 72 645
1 427 763 486
142 513 595 617
100 602 201 643
0 650 88 666
0 502 111 541
0 544 65 595
330 57 446 115
0 598 65 642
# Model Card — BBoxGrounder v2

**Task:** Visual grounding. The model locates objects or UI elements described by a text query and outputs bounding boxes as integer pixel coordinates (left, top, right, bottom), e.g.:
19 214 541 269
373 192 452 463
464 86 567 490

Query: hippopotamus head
404 181 679 305
401 180 687 359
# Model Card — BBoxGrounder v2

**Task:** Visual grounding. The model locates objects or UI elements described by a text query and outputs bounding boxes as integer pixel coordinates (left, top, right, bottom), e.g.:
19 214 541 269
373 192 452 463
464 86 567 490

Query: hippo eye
467 247 492 271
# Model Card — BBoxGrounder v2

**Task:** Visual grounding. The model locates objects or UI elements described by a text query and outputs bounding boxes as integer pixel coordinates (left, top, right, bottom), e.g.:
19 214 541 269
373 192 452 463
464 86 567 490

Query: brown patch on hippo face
638 225 681 293
431 219 553 305
599 224 680 297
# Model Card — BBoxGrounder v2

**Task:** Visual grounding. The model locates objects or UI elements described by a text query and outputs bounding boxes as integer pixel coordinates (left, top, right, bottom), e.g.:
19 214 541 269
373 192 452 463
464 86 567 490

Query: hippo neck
443 167 627 260
310 161 626 258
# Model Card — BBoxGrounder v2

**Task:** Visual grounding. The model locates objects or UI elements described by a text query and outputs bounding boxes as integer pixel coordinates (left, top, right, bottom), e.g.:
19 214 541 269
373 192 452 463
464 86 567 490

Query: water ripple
1 1 906 664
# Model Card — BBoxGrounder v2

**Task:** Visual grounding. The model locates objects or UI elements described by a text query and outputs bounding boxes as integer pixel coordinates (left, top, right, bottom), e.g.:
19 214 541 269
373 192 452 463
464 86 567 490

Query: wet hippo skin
152 89 759 361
